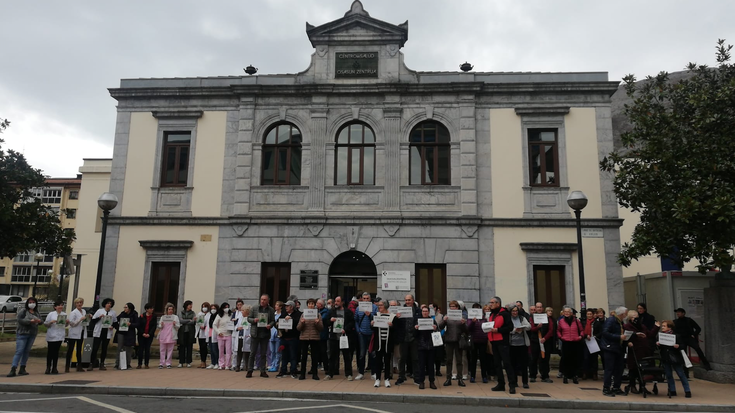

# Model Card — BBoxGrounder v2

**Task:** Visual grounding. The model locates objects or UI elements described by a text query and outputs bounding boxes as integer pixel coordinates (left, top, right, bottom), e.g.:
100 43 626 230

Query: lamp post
93 192 118 309
32 252 44 297
567 190 588 313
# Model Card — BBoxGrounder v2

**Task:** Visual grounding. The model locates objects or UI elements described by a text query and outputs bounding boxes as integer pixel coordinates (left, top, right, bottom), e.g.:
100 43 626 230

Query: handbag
339 335 349 349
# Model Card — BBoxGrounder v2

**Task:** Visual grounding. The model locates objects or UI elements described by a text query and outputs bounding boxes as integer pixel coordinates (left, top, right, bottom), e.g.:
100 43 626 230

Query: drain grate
521 393 551 397
580 387 601 391
52 380 99 385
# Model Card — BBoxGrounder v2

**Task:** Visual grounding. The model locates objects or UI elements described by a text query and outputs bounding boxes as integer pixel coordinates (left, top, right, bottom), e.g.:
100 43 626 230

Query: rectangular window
149 262 181 315
66 209 77 219
528 128 559 187
42 189 62 204
260 263 291 303
415 264 446 310
160 132 191 187
11 266 51 283
533 265 566 315
0 267 4 277
69 190 79 200
10 285 29 297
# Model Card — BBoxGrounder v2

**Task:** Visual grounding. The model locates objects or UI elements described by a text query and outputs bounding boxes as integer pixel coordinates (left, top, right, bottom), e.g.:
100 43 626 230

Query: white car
0 296 23 313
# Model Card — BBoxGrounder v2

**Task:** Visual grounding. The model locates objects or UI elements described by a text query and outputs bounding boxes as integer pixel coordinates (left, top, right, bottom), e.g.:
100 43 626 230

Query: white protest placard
467 309 483 320
388 306 400 314
118 318 130 332
257 313 268 328
303 309 318 320
585 338 600 354
196 315 205 327
482 321 495 333
429 308 435 317
533 313 548 324
417 318 434 331
160 315 174 323
226 319 235 331
278 318 293 330
381 270 411 291
373 316 390 328
332 317 344 334
397 307 414 318
447 310 463 321
485 312 492 320
101 315 114 328
339 335 349 349
623 330 634 340
358 301 373 313
658 332 677 347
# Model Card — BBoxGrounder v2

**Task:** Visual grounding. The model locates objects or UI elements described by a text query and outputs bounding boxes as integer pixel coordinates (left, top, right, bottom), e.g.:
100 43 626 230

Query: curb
0 383 732 412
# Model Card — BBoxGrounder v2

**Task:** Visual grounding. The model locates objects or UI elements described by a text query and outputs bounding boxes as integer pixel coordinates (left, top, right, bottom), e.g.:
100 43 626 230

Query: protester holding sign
370 299 396 388
233 301 250 372
326 296 354 380
437 300 468 387
158 303 181 369
65 297 88 373
354 292 375 381
656 320 692 398
509 306 531 389
89 298 117 371
487 296 516 393
600 306 628 397
246 295 275 378
137 303 157 369
196 302 210 369
297 298 323 380
277 300 301 378
113 302 138 370
467 303 491 384
414 305 438 389
44 300 68 375
212 302 232 370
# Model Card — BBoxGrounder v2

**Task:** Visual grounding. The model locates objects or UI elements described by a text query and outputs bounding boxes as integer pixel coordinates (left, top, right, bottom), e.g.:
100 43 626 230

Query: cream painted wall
68 160 111 311
113 226 219 310
493 227 609 311
490 108 524 218
191 111 226 216
565 108 602 218
122 112 157 216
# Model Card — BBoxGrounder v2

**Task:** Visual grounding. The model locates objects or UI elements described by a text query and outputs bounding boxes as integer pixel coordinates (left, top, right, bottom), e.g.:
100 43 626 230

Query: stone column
383 107 401 211
696 278 735 383
309 106 328 211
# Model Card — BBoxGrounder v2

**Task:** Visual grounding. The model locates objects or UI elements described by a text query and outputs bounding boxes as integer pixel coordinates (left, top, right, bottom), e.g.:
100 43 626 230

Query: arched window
335 122 375 185
261 123 302 185
409 121 450 185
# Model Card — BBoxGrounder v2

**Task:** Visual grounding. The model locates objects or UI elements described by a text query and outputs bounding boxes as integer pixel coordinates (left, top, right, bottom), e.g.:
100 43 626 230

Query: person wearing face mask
65 297 89 373
89 298 117 371
213 302 234 370
206 304 220 369
137 303 157 369
232 300 248 372
177 300 196 368
7 297 43 377
44 300 68 374
623 309 658 394
158 303 181 368
196 302 211 368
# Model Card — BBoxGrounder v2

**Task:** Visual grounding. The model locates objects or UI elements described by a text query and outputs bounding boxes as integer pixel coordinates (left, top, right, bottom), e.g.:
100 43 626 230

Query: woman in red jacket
557 306 584 384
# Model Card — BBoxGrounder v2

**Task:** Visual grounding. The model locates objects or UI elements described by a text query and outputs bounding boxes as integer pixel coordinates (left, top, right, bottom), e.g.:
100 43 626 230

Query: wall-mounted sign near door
300 270 319 289
335 52 378 78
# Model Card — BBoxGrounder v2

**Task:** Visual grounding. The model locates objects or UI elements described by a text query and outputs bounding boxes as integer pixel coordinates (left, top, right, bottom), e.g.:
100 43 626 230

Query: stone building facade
99 1 622 313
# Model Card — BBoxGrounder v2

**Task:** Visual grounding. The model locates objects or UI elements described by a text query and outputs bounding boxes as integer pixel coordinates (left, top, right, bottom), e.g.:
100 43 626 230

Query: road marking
77 396 136 413
0 396 80 403
238 403 392 413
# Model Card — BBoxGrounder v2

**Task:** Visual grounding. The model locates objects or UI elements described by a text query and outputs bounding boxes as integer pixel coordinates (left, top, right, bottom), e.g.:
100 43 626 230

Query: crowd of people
7 293 709 399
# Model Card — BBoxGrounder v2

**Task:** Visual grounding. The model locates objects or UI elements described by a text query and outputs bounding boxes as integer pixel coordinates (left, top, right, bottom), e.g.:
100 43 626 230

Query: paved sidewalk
0 340 733 411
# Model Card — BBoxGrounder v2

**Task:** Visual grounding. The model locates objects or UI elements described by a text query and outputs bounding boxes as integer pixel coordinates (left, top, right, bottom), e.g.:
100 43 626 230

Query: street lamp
567 190 588 313
93 192 118 309
32 252 44 297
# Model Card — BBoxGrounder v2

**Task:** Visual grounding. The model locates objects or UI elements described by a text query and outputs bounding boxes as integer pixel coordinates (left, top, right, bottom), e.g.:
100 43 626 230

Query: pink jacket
556 317 583 342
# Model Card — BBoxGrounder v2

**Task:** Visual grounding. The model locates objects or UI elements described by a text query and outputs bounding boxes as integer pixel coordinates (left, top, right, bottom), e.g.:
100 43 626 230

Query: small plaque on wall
335 52 378 78
300 270 319 289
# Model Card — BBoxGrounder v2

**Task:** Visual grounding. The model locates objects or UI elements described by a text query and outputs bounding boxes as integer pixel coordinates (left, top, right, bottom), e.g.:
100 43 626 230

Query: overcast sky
1 0 733 177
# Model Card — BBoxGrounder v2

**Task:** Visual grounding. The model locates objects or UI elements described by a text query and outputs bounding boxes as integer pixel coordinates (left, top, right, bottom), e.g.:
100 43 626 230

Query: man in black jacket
395 294 420 385
488 296 516 394
600 306 628 397
325 296 355 380
674 308 711 370
277 300 302 378
246 294 276 378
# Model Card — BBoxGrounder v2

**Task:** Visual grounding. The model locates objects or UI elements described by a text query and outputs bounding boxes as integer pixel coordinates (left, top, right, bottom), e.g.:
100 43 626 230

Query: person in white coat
44 300 68 374
65 297 90 372
196 301 211 368
89 298 117 371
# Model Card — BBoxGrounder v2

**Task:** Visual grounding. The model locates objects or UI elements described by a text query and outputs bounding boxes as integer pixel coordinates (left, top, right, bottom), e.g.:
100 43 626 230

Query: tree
601 40 735 279
0 118 75 258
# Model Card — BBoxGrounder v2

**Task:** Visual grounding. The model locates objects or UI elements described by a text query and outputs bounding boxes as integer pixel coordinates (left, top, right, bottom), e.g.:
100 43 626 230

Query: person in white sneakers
370 300 396 388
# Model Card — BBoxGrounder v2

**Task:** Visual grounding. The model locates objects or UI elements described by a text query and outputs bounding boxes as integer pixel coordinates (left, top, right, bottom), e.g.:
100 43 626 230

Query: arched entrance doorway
328 251 377 300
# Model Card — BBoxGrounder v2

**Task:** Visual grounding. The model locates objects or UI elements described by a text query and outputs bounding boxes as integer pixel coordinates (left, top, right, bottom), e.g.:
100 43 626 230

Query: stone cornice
138 240 194 249
151 110 203 119
514 106 571 116
110 216 623 228
520 242 579 251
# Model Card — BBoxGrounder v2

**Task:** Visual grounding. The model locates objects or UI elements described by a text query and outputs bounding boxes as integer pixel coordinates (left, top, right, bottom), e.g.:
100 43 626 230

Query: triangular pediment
306 0 408 48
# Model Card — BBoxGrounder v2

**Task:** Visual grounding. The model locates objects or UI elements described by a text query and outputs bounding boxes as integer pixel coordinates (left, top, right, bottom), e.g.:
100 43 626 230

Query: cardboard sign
257 313 268 328
373 315 389 328
388 306 400 314
358 301 373 313
658 332 677 347
118 318 130 332
101 315 113 328
482 321 495 333
278 318 293 330
397 307 414 318
533 313 548 324
447 310 463 321
302 309 318 320
417 318 434 331
467 309 483 320
332 317 344 334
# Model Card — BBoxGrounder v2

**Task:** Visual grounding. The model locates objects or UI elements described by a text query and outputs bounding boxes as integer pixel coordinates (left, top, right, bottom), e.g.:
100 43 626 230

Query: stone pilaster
459 95 477 216
309 104 328 211
384 107 402 211
234 96 255 216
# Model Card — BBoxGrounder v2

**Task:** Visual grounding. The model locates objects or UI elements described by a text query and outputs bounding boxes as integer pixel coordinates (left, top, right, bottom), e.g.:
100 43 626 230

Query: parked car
0 296 23 313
